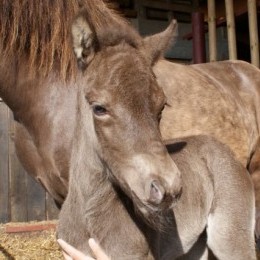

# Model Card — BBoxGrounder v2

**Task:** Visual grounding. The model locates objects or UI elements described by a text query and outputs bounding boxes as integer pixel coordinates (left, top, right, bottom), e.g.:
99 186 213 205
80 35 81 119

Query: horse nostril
149 180 165 205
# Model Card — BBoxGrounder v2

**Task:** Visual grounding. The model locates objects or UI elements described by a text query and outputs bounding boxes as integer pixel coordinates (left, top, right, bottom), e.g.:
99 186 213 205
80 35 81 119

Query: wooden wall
0 101 59 223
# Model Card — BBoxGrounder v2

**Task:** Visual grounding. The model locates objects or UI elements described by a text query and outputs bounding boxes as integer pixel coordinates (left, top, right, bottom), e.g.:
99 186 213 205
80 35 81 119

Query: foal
59 135 255 259
58 8 256 260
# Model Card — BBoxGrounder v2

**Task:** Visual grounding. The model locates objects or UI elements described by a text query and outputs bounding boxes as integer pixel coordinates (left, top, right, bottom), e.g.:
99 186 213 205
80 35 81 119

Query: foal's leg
206 211 256 260
249 139 260 246
177 246 208 260
206 168 256 259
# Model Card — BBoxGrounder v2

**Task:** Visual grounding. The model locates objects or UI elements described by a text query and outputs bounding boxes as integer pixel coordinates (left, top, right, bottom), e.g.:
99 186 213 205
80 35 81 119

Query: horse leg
206 203 256 260
249 139 260 245
251 168 260 248
177 246 209 260
174 230 211 260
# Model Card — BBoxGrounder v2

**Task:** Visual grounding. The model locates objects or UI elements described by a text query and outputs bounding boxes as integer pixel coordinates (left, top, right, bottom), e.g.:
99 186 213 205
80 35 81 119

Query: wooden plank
248 0 259 67
0 103 9 223
5 222 57 233
9 113 28 222
46 192 59 220
26 174 46 221
140 0 193 13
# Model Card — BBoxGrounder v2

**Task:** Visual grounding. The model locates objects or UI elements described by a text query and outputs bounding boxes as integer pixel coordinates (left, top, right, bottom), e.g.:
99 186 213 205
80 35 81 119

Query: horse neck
0 57 45 113
0 56 17 104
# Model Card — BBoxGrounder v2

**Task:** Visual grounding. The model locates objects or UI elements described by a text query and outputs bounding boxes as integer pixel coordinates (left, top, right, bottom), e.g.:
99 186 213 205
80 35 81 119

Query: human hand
57 238 111 260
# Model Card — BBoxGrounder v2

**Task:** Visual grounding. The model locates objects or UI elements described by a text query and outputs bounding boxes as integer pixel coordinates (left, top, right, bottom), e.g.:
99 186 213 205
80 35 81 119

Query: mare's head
71 8 181 215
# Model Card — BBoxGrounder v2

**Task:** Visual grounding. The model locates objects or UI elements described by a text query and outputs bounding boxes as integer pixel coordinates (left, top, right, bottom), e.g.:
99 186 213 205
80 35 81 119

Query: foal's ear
144 20 178 65
71 13 97 69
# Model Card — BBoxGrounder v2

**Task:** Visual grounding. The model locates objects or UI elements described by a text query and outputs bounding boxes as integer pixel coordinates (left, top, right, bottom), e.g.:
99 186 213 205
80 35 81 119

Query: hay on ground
0 221 63 260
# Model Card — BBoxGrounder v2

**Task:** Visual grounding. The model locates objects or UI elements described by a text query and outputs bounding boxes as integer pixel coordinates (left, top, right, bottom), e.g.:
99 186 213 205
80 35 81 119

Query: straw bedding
1 221 260 259
0 221 62 260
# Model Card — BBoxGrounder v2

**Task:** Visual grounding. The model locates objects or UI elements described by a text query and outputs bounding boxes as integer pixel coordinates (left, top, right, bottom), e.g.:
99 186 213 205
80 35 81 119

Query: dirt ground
0 221 63 260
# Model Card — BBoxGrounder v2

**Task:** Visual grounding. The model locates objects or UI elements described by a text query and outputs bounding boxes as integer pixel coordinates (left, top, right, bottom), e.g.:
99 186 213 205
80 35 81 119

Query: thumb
88 238 111 260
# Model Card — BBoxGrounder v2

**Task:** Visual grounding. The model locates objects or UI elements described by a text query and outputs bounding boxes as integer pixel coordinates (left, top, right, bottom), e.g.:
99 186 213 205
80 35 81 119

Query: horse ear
143 20 178 65
71 13 98 70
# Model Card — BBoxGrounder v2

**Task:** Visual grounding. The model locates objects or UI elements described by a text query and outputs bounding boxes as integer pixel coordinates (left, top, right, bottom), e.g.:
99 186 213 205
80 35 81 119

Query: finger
62 251 73 260
63 250 94 260
58 239 93 260
88 238 111 260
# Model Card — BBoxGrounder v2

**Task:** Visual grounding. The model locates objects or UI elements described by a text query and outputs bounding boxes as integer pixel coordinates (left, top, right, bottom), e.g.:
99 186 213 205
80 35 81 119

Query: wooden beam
192 12 206 63
140 0 193 13
208 0 217 62
0 103 9 223
202 0 256 21
225 0 237 60
248 0 259 67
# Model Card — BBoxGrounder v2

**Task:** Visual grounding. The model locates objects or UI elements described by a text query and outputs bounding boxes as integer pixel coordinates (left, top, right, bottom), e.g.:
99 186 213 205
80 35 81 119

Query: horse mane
0 0 135 81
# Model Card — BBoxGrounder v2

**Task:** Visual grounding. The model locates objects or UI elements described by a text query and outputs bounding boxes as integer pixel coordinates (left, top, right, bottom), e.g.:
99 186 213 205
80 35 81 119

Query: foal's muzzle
146 177 182 210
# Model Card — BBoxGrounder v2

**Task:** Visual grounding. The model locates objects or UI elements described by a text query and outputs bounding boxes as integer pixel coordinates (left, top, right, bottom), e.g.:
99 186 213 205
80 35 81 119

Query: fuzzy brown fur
0 0 259 248
58 8 256 259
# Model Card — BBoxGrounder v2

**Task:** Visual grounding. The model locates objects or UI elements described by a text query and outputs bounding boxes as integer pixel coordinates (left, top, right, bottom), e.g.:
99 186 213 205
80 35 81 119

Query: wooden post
248 0 259 67
192 12 206 64
9 112 28 222
208 0 217 62
225 0 237 60
0 103 9 223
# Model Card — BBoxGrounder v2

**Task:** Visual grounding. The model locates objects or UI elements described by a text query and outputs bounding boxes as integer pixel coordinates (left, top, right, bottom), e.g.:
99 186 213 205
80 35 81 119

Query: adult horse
1 0 260 230
58 9 255 259
154 58 260 234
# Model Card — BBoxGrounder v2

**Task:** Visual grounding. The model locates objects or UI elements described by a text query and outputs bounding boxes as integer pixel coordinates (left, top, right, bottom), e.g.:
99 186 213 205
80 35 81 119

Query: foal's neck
67 160 156 258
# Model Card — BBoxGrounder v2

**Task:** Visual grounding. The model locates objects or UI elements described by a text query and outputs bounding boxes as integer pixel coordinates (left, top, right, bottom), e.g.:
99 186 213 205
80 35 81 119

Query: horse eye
93 105 107 116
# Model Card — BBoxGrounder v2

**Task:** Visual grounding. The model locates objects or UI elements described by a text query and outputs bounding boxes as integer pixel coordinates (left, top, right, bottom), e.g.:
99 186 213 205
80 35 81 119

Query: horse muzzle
145 176 183 211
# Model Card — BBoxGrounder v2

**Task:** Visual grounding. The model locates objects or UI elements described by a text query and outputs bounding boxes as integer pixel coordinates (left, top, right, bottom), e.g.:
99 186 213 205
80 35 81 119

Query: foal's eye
92 105 107 116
